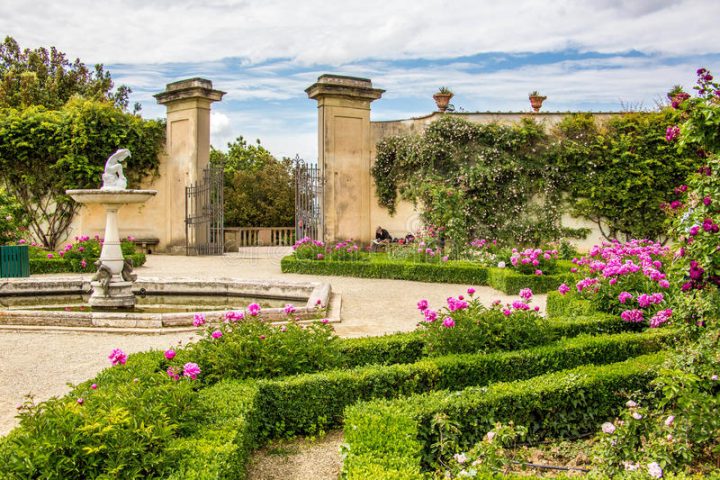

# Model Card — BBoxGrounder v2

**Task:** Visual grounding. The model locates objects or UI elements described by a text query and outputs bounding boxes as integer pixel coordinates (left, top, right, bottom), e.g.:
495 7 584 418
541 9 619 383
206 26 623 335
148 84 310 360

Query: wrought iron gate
294 156 323 242
186 164 224 255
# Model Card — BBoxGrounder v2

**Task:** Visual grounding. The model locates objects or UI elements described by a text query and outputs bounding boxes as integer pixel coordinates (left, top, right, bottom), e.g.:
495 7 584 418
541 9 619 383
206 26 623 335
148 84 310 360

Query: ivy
373 112 698 246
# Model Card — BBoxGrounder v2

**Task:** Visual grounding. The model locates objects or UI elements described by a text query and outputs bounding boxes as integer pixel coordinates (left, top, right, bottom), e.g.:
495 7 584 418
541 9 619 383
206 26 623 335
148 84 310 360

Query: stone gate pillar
154 78 225 251
306 75 384 244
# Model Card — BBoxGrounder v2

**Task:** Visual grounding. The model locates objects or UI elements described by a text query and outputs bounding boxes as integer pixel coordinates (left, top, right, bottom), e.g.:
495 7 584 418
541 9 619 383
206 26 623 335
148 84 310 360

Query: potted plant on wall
433 87 454 112
667 85 690 108
528 90 547 112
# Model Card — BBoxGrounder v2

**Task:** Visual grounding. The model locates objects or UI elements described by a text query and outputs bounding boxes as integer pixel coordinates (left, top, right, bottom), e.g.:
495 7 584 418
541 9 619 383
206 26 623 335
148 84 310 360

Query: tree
211 136 294 227
0 36 136 111
0 99 164 250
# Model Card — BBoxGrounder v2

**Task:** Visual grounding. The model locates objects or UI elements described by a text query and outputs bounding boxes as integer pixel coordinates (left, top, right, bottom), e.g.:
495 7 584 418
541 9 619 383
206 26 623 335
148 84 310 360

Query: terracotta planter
433 93 453 112
529 95 547 113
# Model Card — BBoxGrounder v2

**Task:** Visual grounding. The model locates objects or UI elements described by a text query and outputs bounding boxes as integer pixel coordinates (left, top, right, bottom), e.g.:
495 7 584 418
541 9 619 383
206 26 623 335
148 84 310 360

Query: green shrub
338 331 425 368
1 371 199 479
283 256 575 293
546 290 598 317
253 331 673 439
343 352 667 478
168 319 341 385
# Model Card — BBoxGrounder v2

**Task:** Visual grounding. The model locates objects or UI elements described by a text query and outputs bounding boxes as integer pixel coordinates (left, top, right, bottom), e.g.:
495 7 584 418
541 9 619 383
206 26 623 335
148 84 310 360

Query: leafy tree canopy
0 35 136 111
211 136 294 228
0 99 164 250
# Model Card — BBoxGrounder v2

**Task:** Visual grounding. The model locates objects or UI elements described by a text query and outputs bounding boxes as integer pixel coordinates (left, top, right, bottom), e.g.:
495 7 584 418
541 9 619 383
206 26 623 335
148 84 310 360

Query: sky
2 0 719 161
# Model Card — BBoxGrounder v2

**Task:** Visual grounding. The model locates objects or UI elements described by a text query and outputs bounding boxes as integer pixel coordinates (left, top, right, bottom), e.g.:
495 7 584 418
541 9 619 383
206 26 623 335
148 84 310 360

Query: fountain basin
0 277 337 329
66 189 157 205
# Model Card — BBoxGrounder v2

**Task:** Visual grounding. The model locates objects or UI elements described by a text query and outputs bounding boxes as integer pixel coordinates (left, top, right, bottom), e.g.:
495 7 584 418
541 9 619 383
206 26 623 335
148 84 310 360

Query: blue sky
2 0 719 160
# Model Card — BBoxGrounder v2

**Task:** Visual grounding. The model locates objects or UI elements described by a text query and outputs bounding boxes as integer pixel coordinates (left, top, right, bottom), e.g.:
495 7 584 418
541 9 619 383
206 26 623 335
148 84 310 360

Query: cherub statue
101 149 131 190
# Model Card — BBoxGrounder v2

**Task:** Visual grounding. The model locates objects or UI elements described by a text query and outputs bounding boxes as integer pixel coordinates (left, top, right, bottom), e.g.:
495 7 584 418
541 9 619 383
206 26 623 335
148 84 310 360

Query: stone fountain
67 149 156 309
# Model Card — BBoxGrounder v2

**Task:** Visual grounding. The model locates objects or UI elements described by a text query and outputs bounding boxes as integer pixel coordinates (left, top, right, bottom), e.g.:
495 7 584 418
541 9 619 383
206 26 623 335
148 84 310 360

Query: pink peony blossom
211 330 223 339
167 367 180 381
225 310 245 322
424 309 438 322
558 283 570 295
519 288 533 300
621 309 644 323
47 253 54 259
90 383 97 390
442 317 455 328
182 362 201 380
77 398 84 405
417 299 429 311
247 303 261 316
618 292 633 304
193 313 206 327
108 348 127 366
283 304 296 315
665 415 674 426
164 349 176 360
467 288 475 296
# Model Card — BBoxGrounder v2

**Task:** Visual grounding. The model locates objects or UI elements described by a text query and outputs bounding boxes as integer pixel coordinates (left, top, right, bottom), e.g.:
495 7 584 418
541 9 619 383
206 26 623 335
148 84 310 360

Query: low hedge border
252 330 675 440
546 290 598 318
342 352 667 479
281 256 573 294
29 252 147 274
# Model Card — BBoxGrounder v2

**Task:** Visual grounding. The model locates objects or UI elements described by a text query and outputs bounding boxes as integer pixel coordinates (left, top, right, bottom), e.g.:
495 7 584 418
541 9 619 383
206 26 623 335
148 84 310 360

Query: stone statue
101 149 131 191
121 258 137 282
92 260 113 297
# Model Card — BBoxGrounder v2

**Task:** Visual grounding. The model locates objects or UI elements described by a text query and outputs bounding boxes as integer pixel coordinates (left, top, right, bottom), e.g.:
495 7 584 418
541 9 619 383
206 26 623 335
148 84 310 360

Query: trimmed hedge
253 330 674 439
30 252 146 274
281 256 571 294
167 381 261 480
546 290 597 318
342 352 667 479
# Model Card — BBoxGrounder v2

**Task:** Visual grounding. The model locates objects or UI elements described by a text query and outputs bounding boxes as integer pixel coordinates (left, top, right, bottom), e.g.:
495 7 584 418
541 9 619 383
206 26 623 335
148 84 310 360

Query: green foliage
0 36 135 111
0 188 25 244
253 331 672 440
0 372 199 479
342 353 666 477
27 239 145 274
0 99 164 250
373 116 567 247
169 319 341 385
281 255 573 294
419 297 551 357
212 136 294 228
553 111 699 241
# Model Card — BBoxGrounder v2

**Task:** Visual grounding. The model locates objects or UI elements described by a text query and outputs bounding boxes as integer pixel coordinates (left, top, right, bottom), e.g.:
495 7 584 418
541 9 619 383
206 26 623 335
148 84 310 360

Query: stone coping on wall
372 110 624 124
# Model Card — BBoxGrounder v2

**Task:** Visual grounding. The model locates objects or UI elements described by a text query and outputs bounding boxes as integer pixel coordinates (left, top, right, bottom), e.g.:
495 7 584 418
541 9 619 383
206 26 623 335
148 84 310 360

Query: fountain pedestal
66 190 156 309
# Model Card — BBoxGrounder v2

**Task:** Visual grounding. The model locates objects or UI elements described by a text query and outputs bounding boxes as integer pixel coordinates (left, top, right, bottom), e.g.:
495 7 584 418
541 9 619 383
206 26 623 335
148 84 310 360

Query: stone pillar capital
154 78 225 108
306 74 384 106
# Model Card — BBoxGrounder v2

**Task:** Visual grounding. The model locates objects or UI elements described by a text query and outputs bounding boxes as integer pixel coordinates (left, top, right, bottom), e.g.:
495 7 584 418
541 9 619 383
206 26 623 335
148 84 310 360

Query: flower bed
280 255 574 294
342 353 667 479
24 236 146 274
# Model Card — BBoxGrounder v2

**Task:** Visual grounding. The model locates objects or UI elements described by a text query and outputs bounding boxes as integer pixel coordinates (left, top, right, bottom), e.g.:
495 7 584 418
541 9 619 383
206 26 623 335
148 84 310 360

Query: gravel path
0 251 546 478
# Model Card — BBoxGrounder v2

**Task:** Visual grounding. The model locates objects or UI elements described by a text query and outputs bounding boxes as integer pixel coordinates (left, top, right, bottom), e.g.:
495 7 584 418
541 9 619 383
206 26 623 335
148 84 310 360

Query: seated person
371 226 392 251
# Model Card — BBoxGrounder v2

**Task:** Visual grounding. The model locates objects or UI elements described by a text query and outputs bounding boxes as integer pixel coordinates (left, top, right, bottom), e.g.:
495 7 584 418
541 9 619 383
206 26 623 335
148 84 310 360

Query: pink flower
424 309 438 322
658 279 670 289
80 259 87 268
247 303 261 316
558 283 570 295
502 308 511 316
283 304 296 315
18 239 26 244
316 253 324 260
621 309 644 323
442 317 455 328
618 292 633 304
47 253 54 259
626 400 638 408
665 415 674 426
601 422 615 434
665 125 680 142
417 299 429 311
441 255 449 262
321 318 329 324
77 398 84 405
259 335 266 340
90 383 97 390
519 288 533 300
211 330 223 339
225 310 245 322
193 313 206 327
632 412 643 420
58 251 64 257
703 196 712 206
467 288 475 296
570 267 578 273
164 349 176 360
167 367 180 381
182 362 201 380
534 269 543 276
108 348 127 366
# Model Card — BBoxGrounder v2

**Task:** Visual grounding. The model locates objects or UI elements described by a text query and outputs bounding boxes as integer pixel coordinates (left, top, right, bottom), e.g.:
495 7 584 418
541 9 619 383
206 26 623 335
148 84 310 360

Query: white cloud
1 0 718 65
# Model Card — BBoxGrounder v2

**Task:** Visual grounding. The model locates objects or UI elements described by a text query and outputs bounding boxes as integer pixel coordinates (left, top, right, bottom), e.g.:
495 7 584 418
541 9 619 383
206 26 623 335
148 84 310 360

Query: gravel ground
0 251 546 478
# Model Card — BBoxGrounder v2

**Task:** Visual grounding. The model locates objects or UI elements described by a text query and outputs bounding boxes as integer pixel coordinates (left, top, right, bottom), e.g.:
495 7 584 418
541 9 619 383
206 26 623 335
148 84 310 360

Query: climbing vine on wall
373 112 697 247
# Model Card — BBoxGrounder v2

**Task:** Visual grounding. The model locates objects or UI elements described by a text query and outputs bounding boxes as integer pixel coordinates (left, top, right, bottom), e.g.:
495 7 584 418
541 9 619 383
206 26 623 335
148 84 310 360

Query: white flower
664 415 674 426
632 412 643 420
623 461 639 471
485 431 496 442
601 422 616 434
648 462 663 478
497 261 506 268
453 453 467 464
626 400 638 408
